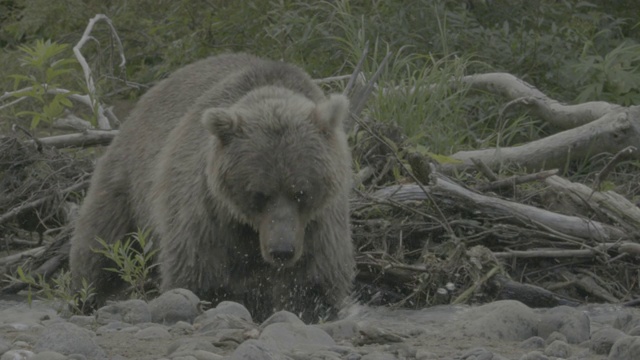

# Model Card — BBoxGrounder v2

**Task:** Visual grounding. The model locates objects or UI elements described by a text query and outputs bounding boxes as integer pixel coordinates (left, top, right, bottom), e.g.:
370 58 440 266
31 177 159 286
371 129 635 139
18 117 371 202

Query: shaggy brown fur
69 53 355 322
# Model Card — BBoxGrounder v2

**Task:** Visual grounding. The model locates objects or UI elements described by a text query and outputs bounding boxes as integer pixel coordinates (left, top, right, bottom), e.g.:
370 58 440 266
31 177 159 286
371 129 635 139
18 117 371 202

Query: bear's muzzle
259 196 305 267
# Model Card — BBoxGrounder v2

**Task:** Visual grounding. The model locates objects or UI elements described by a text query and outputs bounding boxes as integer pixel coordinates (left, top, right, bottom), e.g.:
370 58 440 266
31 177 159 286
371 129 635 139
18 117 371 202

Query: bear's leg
269 268 335 323
300 203 355 322
156 221 225 298
69 176 134 305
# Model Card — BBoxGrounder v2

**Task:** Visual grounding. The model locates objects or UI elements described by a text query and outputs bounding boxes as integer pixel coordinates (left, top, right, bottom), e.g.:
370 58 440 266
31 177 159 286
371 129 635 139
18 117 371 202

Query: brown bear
69 53 355 322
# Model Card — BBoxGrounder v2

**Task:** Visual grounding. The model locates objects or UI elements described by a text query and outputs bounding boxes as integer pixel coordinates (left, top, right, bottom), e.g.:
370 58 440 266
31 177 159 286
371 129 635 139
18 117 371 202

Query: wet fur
69 53 355 322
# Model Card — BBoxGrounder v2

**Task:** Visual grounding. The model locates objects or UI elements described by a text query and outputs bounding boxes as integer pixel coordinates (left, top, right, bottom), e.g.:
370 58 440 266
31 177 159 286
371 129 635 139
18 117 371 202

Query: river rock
608 336 640 360
34 322 107 359
135 325 171 339
32 351 67 360
544 339 571 358
149 288 201 325
0 337 9 354
259 322 336 353
317 319 359 341
198 301 252 323
614 313 640 334
360 351 396 360
96 299 151 325
68 315 95 329
458 300 538 341
537 305 590 344
520 336 545 350
518 351 549 360
260 311 304 328
195 313 255 335
228 339 291 360
0 350 35 360
591 327 628 354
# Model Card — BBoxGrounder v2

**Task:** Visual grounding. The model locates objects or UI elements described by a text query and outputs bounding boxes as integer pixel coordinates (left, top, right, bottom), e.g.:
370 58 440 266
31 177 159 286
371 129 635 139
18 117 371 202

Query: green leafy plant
9 39 78 129
93 228 159 300
6 267 95 315
570 42 640 106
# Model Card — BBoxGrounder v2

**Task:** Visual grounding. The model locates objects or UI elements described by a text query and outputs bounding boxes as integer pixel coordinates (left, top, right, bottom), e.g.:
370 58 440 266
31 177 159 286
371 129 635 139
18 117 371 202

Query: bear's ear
313 94 350 132
201 108 242 146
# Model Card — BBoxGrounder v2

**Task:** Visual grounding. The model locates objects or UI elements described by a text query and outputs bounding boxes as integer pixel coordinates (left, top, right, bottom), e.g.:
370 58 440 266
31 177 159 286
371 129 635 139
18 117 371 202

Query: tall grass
1 0 637 157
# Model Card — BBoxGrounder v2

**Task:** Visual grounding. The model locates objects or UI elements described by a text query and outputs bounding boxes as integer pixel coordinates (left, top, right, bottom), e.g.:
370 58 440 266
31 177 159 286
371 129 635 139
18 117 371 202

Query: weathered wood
545 175 640 233
371 175 628 242
460 72 623 129
26 130 118 149
489 274 580 308
447 106 640 172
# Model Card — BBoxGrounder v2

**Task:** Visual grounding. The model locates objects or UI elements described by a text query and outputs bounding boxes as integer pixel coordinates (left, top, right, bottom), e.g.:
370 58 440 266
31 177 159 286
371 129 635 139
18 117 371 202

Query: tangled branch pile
0 133 91 280
350 119 640 309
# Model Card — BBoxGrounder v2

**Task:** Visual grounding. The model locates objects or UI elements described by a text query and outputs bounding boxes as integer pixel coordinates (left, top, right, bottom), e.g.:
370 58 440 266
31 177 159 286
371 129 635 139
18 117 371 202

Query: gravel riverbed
1 289 639 360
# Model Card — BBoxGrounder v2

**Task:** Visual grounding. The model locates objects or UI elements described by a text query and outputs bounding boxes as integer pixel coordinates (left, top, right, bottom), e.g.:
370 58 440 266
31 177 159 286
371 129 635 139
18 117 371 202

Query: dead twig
475 169 558 192
593 146 637 192
0 180 89 226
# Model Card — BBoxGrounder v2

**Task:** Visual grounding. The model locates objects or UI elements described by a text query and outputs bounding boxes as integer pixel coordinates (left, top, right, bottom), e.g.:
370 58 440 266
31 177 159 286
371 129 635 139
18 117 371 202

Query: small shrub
92 228 159 300
8 39 78 129
6 267 95 315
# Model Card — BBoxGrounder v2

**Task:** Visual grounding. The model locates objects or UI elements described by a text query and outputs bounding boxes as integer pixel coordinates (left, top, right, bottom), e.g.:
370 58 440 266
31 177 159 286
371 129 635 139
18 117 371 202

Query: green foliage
368 53 475 153
92 228 159 300
570 42 640 106
1 0 639 157
6 267 95 315
8 39 77 129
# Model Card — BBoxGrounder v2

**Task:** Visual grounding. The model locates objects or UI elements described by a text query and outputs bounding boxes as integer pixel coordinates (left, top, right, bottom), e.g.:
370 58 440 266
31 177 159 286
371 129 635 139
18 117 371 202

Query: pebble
68 315 95 329
537 305 590 344
608 336 640 360
544 331 567 345
457 300 538 341
0 338 8 354
3 290 640 359
259 322 335 353
0 349 34 360
590 327 627 354
32 351 67 360
317 318 359 341
95 299 151 325
227 339 286 360
518 351 548 360
543 339 571 358
34 322 107 359
149 288 201 325
260 311 305 328
134 325 171 339
520 336 545 350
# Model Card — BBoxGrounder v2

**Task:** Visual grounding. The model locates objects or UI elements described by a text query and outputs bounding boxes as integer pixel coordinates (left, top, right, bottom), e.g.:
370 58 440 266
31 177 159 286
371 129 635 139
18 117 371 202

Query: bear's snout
259 197 305 267
268 242 296 262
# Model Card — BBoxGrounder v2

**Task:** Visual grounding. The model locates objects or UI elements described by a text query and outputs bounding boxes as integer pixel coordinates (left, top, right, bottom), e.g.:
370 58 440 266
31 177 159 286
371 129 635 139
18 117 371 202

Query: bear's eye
252 192 270 212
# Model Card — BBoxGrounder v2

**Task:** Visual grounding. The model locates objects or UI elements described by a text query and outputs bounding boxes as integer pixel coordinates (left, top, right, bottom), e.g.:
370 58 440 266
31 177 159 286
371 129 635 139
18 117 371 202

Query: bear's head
201 87 351 267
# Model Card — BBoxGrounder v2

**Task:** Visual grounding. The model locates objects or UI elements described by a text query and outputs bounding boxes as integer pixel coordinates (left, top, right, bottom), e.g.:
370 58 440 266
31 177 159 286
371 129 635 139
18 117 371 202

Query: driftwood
447 106 640 172
26 130 119 149
545 175 640 233
489 274 580 308
73 14 126 129
372 175 627 243
460 73 622 129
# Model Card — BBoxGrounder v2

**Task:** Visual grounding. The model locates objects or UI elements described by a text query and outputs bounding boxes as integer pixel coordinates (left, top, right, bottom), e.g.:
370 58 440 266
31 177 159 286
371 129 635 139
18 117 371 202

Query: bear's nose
269 245 295 263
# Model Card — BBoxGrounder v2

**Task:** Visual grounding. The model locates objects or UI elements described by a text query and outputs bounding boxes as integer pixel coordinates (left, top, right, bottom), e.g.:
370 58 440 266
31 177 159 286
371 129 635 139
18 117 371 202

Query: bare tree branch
446 106 640 172
73 14 126 130
26 130 118 149
460 73 623 129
